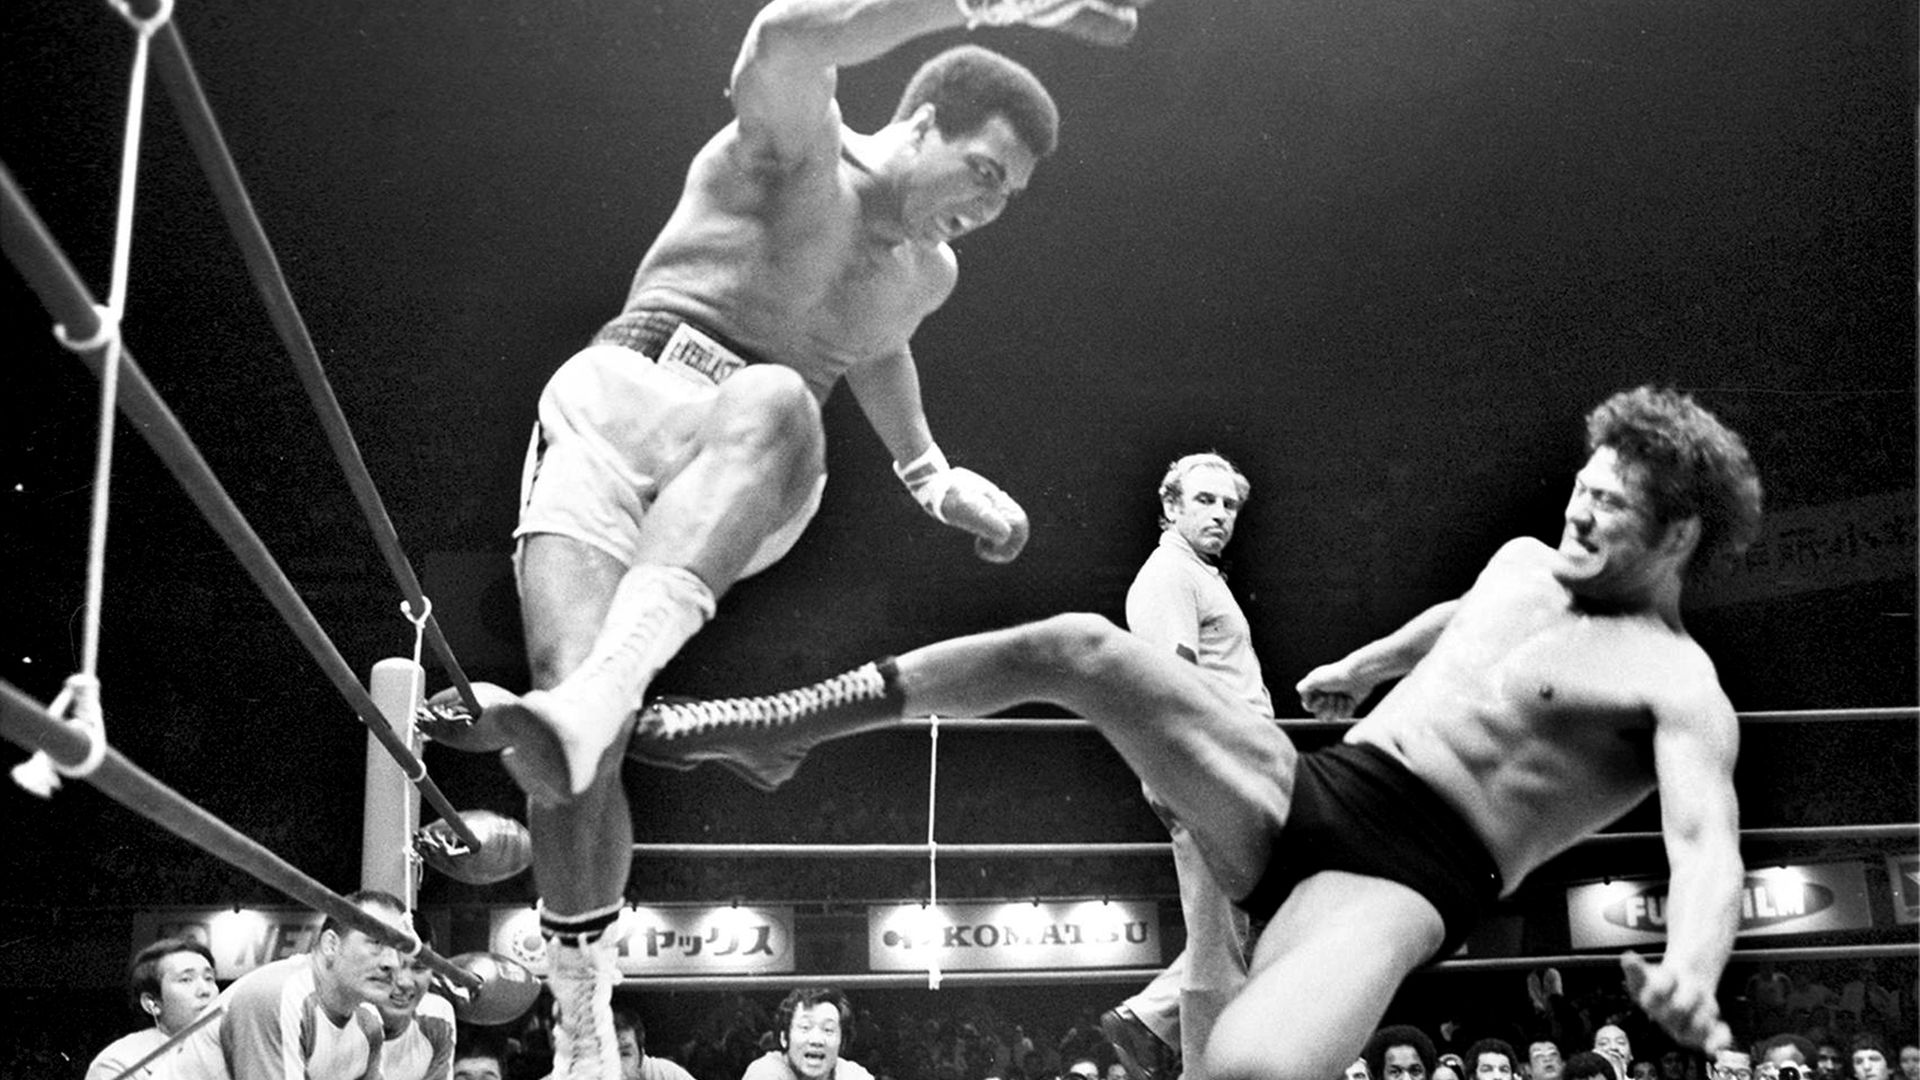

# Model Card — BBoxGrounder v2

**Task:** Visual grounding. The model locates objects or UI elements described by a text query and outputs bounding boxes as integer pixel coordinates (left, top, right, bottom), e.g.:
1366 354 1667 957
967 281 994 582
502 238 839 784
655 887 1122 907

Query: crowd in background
15 952 1913 1079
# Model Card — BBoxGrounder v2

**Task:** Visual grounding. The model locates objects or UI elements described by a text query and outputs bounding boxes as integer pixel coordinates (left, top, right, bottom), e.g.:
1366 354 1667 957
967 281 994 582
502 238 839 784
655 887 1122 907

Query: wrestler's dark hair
774 986 854 1050
1584 385 1763 576
895 45 1058 158
1755 1035 1816 1064
1468 1038 1520 1072
127 935 215 1014
317 887 411 948
1364 1024 1439 1080
1158 451 1251 529
1565 1051 1618 1080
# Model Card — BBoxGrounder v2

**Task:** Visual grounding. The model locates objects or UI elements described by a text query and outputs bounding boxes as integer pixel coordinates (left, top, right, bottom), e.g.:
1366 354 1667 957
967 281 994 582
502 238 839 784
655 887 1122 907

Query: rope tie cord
924 714 942 990
12 3 171 798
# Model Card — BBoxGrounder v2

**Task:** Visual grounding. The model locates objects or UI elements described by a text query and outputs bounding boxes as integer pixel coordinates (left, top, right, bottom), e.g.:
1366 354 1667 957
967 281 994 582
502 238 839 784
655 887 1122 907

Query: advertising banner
868 899 1161 972
490 904 795 978
1567 863 1874 949
1886 853 1919 926
132 908 323 981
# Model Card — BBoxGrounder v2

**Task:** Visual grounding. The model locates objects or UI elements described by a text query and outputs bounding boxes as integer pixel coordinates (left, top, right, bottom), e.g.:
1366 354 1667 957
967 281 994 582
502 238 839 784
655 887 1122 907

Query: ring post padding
365 658 424 905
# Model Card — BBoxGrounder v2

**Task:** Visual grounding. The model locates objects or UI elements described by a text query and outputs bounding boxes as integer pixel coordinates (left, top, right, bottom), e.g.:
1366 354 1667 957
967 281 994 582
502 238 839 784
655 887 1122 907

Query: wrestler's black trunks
590 309 766 368
1235 740 1503 960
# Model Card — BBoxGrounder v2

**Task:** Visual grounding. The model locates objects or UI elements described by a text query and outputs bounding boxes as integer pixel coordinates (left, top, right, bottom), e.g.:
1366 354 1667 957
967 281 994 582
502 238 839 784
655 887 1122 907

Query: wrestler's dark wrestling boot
627 657 906 791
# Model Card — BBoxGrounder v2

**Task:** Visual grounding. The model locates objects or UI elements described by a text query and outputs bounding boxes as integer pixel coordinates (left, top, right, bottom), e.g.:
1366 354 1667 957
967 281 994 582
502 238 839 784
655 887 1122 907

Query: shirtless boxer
418 1 1148 1076
627 385 1763 1080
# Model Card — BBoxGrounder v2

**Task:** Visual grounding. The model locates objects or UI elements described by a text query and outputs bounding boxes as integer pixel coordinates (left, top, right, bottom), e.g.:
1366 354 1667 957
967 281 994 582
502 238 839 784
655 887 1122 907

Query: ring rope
0 679 480 989
141 19 483 718
106 1001 223 1080
0 167 484 851
879 705 1917 732
630 824 1917 860
560 942 1920 992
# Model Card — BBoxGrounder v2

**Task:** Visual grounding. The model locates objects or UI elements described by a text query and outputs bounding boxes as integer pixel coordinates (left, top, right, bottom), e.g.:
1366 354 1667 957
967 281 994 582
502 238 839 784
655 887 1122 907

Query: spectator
1565 1053 1617 1080
1531 1040 1566 1080
1710 1045 1755 1080
1596 1025 1635 1080
1349 1060 1374 1080
1850 1035 1892 1080
1471 1039 1522 1080
1755 1033 1818 1080
453 1034 513 1080
743 987 874 1080
1365 1025 1439 1080
380 948 457 1080
86 936 219 1080
170 888 413 1079
614 1009 694 1080
1897 1044 1919 1080
1814 1040 1846 1080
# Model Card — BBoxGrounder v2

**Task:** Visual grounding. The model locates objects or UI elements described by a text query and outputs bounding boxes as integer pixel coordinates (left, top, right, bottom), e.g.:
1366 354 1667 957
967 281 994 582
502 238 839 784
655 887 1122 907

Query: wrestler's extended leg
894 615 1296 899
1203 871 1446 1080
633 613 1296 901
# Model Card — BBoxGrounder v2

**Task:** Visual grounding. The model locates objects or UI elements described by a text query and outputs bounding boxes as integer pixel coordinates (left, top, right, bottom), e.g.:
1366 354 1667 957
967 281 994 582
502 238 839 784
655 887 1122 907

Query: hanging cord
12 0 174 798
923 713 942 989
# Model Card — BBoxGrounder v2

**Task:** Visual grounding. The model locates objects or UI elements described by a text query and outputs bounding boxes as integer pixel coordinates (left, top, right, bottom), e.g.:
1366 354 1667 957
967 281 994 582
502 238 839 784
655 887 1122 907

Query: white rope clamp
107 0 176 35
52 304 123 354
10 675 110 797
398 597 434 782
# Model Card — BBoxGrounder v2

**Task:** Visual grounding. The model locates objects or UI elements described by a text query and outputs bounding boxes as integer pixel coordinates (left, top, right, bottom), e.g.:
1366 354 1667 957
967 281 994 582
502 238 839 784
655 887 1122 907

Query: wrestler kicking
628 386 1763 1080
417 1 1147 1076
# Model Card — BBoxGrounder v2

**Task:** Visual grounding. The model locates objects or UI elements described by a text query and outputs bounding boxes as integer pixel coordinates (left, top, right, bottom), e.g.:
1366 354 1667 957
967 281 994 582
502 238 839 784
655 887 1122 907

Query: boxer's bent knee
713 366 821 446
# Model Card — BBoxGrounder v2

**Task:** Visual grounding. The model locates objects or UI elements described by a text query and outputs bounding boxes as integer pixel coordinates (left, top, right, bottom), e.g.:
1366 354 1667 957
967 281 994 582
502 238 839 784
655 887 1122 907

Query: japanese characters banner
490 904 796 977
867 899 1162 972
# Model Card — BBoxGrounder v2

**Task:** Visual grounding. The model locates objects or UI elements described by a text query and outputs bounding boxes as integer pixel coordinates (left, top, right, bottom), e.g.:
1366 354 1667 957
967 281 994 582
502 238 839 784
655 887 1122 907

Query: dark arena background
2 0 1913 1077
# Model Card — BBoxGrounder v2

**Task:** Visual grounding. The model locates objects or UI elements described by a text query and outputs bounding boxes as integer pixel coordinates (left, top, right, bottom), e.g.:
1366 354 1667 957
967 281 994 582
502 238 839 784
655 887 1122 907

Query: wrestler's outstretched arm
1294 599 1459 719
849 347 1031 563
733 0 1147 170
1622 665 1743 1052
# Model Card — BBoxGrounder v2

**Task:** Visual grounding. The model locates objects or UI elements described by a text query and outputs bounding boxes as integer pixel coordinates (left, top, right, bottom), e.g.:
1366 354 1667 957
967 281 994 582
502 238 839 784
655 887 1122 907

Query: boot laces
646 663 884 737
